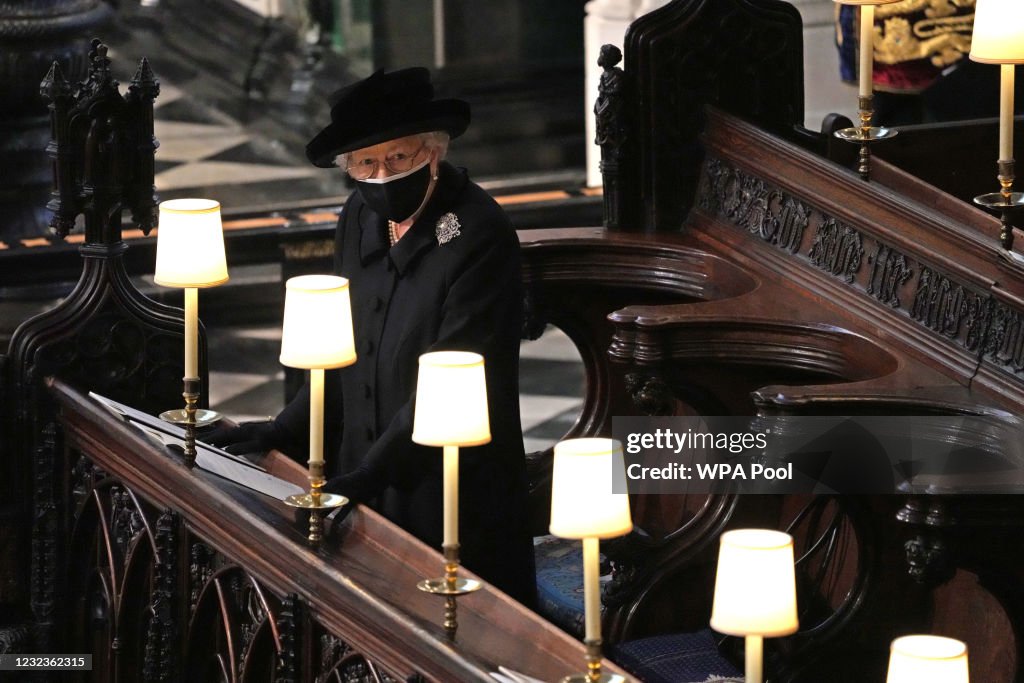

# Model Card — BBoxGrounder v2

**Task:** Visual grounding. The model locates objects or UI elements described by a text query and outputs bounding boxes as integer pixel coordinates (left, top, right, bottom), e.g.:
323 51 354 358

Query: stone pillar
0 0 113 244
584 0 669 188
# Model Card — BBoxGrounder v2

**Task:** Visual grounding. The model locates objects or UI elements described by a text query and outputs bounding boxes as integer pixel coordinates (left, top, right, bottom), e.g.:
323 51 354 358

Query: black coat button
363 340 374 354
373 296 383 311
364 384 372 398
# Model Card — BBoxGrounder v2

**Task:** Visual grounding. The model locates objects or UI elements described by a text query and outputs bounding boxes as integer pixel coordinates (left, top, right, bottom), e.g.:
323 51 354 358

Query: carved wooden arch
186 564 284 682
616 0 806 232
519 231 765 530
520 231 762 438
66 477 162 679
771 495 877 682
601 492 739 642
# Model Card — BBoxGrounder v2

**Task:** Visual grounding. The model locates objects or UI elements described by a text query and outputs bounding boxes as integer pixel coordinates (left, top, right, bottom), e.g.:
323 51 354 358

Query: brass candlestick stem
974 159 1024 254
834 95 898 181
182 377 199 467
283 461 348 545
159 378 221 463
560 638 626 683
416 543 481 640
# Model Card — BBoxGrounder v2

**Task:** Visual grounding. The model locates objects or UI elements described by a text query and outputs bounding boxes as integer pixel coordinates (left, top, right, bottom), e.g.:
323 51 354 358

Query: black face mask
355 160 432 222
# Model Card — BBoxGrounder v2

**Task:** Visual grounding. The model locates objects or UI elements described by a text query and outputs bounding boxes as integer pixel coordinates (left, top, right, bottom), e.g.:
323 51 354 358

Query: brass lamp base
834 125 898 181
974 159 1024 252
159 408 222 427
833 125 898 143
161 377 205 467
283 470 348 546
560 639 626 683
417 544 481 640
417 576 482 595
834 95 898 181
973 191 1024 209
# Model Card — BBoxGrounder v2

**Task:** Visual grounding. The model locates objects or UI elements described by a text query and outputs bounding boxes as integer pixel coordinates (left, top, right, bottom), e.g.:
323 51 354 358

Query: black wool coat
276 162 537 606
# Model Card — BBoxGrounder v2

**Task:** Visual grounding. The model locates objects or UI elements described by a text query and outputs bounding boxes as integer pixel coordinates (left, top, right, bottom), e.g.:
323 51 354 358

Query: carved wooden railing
593 105 1024 682
52 378 632 682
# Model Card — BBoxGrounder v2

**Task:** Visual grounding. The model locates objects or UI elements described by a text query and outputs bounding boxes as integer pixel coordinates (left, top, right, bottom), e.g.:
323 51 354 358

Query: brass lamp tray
159 408 222 426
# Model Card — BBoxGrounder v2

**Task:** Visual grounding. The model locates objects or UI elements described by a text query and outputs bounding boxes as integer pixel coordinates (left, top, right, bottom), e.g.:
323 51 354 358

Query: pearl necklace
386 171 439 248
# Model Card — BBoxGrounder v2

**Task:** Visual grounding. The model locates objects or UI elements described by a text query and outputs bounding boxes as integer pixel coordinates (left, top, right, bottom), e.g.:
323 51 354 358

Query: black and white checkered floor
208 325 585 454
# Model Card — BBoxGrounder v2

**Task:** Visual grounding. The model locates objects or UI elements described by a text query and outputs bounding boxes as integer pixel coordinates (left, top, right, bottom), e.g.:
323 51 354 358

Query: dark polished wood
574 0 1024 679
581 30 1024 683
52 378 630 682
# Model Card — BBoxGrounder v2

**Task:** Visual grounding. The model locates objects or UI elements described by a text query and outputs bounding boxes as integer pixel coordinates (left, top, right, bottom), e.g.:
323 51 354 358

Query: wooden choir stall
5 0 1024 682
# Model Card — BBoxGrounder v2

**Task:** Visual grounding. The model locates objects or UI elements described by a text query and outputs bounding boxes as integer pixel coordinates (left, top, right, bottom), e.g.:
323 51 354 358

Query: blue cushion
607 629 743 683
534 535 586 636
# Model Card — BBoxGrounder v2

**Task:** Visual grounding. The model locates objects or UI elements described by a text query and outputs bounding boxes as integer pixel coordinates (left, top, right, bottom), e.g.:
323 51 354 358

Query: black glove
206 419 284 456
324 468 377 505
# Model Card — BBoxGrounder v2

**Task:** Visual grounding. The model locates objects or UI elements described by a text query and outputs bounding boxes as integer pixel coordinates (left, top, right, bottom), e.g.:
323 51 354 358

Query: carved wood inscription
696 155 1023 373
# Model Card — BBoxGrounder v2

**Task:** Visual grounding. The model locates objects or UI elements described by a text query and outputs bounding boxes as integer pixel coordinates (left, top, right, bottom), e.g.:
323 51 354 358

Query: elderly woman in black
213 68 536 607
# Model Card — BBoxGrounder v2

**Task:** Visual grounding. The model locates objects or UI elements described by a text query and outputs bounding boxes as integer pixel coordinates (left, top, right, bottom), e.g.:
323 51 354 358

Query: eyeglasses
345 144 426 180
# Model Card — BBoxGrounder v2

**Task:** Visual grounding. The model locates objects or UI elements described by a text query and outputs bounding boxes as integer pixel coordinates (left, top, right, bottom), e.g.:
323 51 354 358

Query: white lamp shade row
411 351 492 447
710 529 800 638
970 0 1024 64
549 438 633 540
279 275 357 370
154 198 229 288
887 635 970 683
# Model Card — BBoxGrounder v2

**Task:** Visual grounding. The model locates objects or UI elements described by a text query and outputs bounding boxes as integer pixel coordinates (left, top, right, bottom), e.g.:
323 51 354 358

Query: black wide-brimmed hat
305 67 470 168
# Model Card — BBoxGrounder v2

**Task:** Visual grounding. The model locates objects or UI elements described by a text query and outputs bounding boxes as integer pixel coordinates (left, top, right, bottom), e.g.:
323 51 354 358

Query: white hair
334 131 451 169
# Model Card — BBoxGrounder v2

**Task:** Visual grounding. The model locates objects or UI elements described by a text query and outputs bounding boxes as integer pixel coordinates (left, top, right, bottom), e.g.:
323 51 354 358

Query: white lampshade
710 529 799 638
887 635 970 683
971 0 1024 64
279 275 357 370
154 198 229 288
411 351 491 447
549 438 633 540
